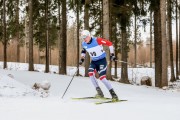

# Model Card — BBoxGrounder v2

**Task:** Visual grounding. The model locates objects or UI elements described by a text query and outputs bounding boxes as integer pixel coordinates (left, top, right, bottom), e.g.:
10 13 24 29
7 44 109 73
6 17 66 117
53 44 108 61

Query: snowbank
0 73 38 97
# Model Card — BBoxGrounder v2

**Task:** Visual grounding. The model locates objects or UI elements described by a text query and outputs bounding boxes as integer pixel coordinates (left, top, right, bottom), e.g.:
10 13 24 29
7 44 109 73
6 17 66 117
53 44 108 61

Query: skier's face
82 35 91 43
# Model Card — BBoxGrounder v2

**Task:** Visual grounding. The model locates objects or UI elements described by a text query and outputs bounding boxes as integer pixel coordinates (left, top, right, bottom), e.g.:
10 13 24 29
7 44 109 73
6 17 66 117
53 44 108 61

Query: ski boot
109 89 118 101
95 87 104 98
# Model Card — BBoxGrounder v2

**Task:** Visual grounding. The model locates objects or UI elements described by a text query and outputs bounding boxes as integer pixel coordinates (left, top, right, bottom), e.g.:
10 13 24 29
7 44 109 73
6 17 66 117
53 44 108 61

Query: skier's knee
88 69 94 76
99 75 106 80
88 72 94 76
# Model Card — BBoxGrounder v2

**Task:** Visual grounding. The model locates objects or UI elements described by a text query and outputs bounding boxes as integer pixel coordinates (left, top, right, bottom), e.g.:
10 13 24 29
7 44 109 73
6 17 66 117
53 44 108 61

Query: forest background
0 0 180 88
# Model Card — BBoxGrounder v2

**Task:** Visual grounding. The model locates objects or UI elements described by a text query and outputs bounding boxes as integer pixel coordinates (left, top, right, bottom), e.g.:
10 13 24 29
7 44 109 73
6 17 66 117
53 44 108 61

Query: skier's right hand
110 53 117 62
79 58 84 65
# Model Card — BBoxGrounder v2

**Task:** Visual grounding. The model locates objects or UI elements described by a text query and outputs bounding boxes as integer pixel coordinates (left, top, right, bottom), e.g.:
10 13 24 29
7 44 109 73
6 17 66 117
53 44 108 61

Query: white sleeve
109 46 114 54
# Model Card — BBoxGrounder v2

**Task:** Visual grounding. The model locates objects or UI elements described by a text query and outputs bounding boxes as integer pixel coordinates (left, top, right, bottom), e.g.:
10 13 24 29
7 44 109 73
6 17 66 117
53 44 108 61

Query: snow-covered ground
0 62 180 120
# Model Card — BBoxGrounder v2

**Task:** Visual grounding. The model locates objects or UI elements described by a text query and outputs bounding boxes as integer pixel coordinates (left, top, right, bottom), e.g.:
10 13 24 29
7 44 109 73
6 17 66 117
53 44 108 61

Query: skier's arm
97 37 117 61
79 48 86 65
97 37 114 54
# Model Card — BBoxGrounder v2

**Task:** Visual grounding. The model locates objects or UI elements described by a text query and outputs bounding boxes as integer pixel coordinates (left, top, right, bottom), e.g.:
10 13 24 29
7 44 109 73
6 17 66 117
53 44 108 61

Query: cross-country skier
79 30 118 101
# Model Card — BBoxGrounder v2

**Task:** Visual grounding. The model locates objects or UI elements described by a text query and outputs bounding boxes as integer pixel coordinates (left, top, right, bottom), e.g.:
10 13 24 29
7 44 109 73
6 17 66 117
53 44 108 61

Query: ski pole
61 67 79 99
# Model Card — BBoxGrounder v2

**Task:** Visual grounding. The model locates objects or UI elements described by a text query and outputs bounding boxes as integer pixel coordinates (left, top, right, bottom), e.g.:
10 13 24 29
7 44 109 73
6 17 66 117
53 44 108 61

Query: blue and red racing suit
81 37 114 81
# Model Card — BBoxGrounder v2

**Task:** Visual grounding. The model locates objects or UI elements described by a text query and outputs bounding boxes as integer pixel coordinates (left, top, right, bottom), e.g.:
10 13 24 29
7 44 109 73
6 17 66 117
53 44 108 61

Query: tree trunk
103 0 112 80
15 0 20 62
133 0 138 67
76 0 80 76
154 4 162 87
99 0 103 37
150 11 153 68
59 0 67 74
45 0 49 73
84 0 90 77
3 0 7 69
160 0 168 87
114 20 118 79
134 14 137 68
176 0 179 79
167 0 175 82
28 0 34 71
120 22 129 84
24 15 28 63
58 0 62 74
179 0 180 76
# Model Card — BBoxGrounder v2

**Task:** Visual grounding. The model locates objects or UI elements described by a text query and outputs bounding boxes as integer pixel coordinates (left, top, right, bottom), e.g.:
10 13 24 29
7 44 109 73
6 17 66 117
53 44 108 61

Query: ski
72 96 111 100
95 99 127 105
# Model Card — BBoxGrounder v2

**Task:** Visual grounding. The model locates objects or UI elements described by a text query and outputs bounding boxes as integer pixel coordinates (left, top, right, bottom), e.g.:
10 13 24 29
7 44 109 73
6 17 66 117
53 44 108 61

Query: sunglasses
81 35 87 40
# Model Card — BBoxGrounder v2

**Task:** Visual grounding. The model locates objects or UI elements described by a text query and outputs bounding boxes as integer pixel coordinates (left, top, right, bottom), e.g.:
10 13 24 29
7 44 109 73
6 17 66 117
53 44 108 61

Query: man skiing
79 30 118 101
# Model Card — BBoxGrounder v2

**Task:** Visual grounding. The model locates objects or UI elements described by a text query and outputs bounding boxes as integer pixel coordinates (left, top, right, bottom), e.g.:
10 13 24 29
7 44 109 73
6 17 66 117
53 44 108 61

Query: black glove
79 58 84 65
110 53 117 61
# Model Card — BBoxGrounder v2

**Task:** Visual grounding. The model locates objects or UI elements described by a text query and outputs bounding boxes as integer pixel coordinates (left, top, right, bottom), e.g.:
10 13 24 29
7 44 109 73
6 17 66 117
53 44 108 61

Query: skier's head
81 30 91 43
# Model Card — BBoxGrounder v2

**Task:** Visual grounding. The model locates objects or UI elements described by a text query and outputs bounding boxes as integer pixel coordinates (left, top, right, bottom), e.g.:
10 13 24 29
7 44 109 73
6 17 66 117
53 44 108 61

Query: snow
0 62 180 120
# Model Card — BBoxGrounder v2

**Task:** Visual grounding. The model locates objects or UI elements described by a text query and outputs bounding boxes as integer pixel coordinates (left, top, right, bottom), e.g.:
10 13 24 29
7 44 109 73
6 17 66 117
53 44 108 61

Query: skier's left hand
110 53 117 62
79 58 84 65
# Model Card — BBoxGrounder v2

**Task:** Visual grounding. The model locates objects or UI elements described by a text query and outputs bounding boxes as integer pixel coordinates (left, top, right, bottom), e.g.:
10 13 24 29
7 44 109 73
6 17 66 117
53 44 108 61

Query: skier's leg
99 74 118 100
88 62 104 97
99 73 113 91
98 58 118 100
88 69 99 88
